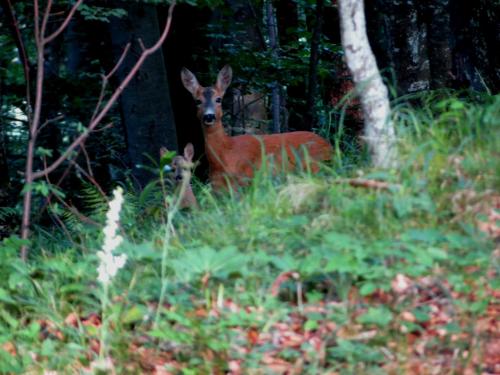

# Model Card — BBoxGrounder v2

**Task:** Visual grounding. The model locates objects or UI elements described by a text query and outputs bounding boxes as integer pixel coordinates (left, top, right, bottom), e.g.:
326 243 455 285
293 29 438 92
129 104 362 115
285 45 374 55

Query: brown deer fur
181 65 332 190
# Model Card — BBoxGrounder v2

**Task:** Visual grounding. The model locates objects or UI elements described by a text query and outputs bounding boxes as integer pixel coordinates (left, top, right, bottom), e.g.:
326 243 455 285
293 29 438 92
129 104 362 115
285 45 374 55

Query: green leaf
0 309 19 328
360 283 377 296
357 307 393 327
0 288 15 304
324 232 360 249
412 307 430 322
160 150 177 170
304 319 319 332
121 305 147 324
402 229 443 244
427 247 448 260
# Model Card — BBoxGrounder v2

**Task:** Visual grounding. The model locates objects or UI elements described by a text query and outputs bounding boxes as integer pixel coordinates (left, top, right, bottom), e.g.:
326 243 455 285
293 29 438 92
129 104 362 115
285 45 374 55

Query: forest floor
0 94 499 374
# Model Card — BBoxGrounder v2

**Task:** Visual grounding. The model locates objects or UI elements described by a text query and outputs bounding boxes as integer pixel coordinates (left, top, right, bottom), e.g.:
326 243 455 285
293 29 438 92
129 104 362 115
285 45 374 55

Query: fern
78 182 108 214
0 206 17 221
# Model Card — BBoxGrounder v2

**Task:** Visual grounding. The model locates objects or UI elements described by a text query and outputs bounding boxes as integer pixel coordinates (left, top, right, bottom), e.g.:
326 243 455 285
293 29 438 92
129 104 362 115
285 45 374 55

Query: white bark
338 0 398 168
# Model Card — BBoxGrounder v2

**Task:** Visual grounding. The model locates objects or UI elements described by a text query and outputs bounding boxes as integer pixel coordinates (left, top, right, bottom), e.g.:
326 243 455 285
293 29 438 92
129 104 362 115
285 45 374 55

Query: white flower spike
97 187 127 286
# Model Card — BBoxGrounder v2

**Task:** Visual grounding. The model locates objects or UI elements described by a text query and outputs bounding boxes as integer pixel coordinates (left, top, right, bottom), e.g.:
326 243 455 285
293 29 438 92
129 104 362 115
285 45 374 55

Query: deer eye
215 97 222 104
195 99 202 106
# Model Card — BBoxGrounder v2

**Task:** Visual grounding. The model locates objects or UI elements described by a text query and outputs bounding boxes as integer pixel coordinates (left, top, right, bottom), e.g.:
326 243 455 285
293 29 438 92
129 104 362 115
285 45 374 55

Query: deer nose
203 114 216 124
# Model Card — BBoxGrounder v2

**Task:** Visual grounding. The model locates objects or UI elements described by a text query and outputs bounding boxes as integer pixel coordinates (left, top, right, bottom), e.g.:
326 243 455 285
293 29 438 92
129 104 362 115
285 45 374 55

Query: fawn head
171 143 195 182
181 65 232 127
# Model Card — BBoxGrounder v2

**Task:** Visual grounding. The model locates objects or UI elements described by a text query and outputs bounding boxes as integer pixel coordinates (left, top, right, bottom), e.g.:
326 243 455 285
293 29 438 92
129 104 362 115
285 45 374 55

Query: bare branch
44 0 83 44
32 1 176 180
106 42 131 80
91 43 131 122
40 0 53 38
72 161 108 201
138 38 146 52
34 0 40 43
80 143 93 177
37 114 64 134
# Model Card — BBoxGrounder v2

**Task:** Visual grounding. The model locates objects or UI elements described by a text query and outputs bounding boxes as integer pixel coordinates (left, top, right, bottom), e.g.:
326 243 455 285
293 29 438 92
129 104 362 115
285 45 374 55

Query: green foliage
0 93 498 372
78 5 127 22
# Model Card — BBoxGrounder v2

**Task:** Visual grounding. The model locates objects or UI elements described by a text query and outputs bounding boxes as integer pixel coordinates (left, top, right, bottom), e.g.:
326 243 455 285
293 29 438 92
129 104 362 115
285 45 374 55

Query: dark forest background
0 0 498 236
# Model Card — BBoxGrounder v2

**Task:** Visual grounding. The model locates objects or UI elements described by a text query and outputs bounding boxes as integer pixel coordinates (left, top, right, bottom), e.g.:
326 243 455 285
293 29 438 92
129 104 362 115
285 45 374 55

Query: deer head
181 65 233 127
161 143 198 209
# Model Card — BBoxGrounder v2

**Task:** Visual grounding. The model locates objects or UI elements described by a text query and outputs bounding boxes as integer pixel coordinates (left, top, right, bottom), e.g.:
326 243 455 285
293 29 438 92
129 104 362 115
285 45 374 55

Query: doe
181 65 332 189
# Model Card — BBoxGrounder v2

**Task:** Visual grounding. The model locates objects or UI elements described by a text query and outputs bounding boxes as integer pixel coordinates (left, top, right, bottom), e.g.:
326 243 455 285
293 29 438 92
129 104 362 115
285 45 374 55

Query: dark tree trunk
265 0 281 133
109 3 178 188
421 0 453 89
305 0 324 129
369 0 430 95
161 4 212 182
367 0 499 94
451 0 499 92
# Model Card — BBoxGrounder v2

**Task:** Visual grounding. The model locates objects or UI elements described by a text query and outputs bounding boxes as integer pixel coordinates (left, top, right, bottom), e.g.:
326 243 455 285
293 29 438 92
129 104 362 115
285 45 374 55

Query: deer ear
216 65 232 92
184 143 194 162
160 146 168 157
181 68 200 95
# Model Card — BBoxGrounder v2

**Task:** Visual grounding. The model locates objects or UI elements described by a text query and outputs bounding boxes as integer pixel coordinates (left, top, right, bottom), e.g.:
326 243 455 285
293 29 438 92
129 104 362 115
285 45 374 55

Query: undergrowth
0 92 498 373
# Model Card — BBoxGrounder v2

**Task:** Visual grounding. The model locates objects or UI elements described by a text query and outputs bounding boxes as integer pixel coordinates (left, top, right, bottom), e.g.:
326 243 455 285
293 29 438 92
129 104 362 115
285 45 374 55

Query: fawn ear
216 65 232 93
184 143 194 162
159 146 168 157
181 68 200 95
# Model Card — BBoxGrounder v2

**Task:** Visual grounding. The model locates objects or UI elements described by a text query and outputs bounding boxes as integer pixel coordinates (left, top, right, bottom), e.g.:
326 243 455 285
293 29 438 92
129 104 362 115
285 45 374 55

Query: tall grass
0 92 498 372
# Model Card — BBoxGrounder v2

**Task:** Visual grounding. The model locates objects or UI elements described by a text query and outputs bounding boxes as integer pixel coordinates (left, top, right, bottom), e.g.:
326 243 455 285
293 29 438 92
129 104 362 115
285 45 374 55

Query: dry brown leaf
1 341 16 356
270 271 300 297
247 328 260 346
227 359 242 375
401 311 416 323
82 313 101 327
64 312 79 327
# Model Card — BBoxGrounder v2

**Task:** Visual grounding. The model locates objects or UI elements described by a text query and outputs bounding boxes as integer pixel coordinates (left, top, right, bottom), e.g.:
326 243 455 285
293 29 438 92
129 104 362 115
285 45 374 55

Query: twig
333 178 401 191
20 0 176 259
106 42 131 80
72 157 109 202
79 143 94 177
40 0 53 39
32 2 176 180
91 43 131 122
43 0 84 44
37 114 64 134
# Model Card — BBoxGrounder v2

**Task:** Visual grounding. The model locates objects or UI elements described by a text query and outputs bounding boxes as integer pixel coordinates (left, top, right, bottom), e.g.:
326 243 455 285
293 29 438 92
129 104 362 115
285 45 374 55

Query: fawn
161 143 198 209
181 65 332 189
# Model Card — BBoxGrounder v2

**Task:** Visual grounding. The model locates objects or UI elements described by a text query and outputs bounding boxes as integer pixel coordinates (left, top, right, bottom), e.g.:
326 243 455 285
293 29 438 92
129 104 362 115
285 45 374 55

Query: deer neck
202 120 232 164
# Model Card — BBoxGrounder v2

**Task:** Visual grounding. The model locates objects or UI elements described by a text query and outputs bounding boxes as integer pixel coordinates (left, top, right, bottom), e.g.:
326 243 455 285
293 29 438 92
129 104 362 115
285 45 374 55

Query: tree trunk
265 0 281 134
338 0 397 169
366 0 430 95
109 3 177 188
305 0 324 129
418 0 452 89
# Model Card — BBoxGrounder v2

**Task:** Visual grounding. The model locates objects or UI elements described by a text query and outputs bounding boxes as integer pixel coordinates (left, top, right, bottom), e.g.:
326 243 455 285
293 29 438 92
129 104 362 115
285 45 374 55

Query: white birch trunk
338 0 398 168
